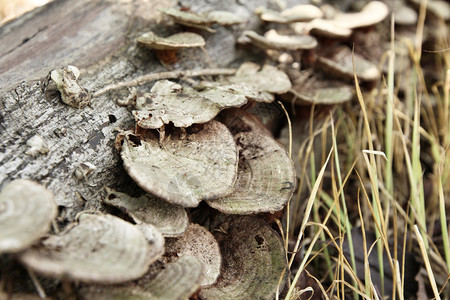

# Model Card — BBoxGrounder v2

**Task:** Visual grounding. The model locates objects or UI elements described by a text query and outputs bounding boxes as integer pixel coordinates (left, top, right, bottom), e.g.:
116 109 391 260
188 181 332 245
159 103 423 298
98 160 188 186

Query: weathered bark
0 0 268 219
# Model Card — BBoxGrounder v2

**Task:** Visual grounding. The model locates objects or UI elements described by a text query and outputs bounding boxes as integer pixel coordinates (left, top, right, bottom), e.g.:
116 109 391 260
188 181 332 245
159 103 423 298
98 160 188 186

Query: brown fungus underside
103 188 189 237
0 179 57 253
200 216 286 300
207 131 296 215
19 213 164 284
120 120 238 207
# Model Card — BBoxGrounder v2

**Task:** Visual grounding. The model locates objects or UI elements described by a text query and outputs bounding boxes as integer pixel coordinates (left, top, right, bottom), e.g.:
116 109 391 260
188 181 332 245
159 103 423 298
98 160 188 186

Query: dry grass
283 8 450 300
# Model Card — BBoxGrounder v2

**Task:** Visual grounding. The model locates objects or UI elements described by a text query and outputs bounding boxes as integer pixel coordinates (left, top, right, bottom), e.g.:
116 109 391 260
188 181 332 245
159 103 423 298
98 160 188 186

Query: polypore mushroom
218 107 272 136
137 31 205 64
42 65 90 108
241 30 318 51
256 4 323 23
165 223 221 286
207 131 296 214
332 1 389 29
292 19 352 39
119 121 238 207
19 213 164 284
227 62 292 96
132 80 247 130
0 179 57 253
316 46 380 82
79 256 203 300
200 216 286 300
289 70 354 105
195 81 274 103
103 188 189 237
162 8 245 32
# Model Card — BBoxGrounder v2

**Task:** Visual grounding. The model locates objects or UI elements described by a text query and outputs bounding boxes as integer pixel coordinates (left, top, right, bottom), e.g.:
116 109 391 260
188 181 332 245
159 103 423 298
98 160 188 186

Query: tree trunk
0 0 267 219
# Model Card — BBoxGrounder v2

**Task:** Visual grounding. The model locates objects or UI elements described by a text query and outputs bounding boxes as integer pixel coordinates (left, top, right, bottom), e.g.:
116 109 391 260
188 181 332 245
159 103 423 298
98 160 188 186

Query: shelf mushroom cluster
5 0 448 299
240 1 394 105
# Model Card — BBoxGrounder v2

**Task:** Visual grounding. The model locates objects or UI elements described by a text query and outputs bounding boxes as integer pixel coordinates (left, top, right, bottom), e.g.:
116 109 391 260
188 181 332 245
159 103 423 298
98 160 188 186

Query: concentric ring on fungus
165 223 221 286
79 256 203 300
19 213 164 284
133 80 247 129
120 120 238 207
200 216 286 300
207 131 296 214
0 179 57 253
103 188 188 237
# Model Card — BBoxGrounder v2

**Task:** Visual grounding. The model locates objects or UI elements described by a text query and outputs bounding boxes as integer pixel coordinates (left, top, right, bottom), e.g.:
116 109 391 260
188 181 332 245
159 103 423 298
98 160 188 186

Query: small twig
93 68 237 97
26 266 46 299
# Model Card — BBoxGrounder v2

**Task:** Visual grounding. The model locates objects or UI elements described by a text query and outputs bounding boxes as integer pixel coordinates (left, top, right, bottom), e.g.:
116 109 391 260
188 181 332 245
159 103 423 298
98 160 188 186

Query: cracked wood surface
0 0 269 219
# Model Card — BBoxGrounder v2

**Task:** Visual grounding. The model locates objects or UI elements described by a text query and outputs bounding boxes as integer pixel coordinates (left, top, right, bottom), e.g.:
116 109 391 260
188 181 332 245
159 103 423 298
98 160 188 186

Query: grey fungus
42 65 90 109
218 107 272 136
195 81 274 103
0 179 57 253
132 80 247 129
25 135 50 156
165 223 221 286
316 46 380 82
332 1 389 29
289 71 354 105
79 256 203 300
120 121 238 207
207 131 296 215
256 4 323 23
19 213 164 284
228 62 292 96
103 188 189 237
241 30 318 51
200 216 286 300
162 8 246 32
294 19 352 39
137 31 205 50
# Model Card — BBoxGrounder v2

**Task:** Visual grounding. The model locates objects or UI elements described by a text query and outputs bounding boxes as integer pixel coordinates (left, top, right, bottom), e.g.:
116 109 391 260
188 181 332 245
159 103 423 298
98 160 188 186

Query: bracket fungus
317 46 380 82
120 121 238 207
19 213 164 284
42 65 90 108
137 31 205 51
162 8 245 32
137 31 205 64
103 188 188 237
241 30 318 51
218 108 272 136
25 135 50 156
227 62 291 96
332 1 389 29
200 216 286 300
0 179 57 253
289 71 354 105
165 223 221 287
207 131 296 214
256 4 323 23
295 19 352 39
133 80 247 129
80 256 203 300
